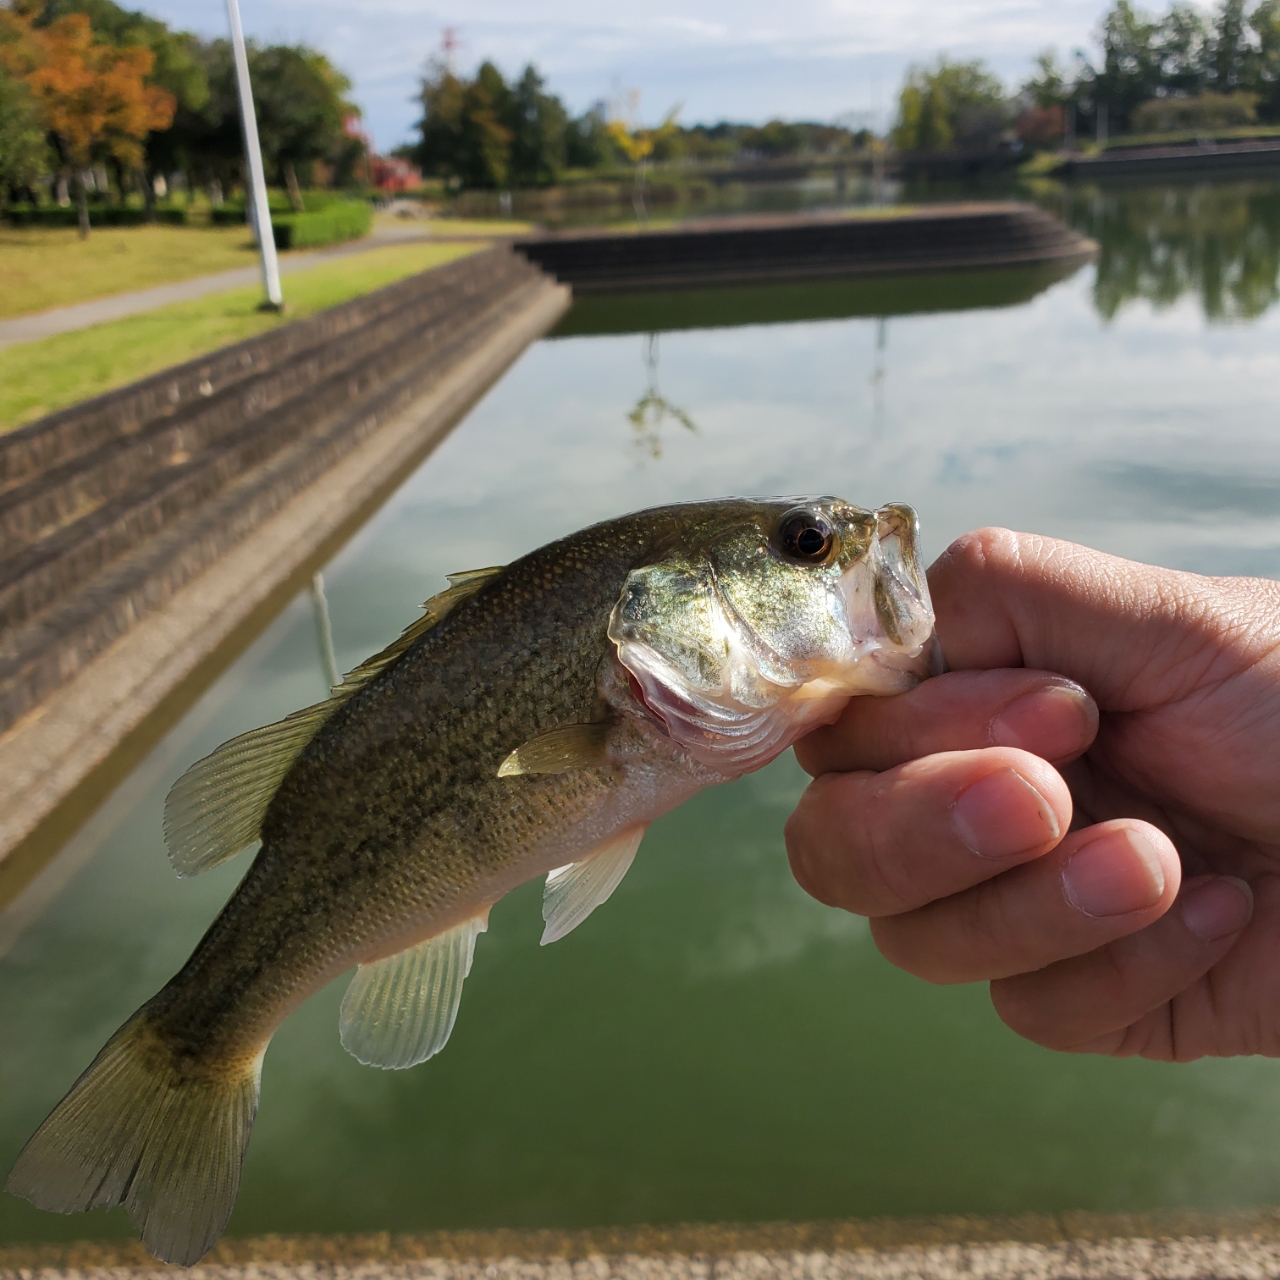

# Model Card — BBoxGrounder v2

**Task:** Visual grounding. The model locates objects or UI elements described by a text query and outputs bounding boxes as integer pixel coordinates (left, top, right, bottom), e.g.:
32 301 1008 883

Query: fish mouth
609 499 941 777
830 503 939 693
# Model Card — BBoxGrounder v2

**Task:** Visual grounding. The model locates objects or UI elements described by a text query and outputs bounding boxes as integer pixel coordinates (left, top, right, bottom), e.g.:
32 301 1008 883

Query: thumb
928 528 1273 709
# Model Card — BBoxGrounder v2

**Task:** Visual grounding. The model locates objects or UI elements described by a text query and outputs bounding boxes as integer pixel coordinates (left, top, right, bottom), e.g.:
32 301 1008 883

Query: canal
2 174 1280 1247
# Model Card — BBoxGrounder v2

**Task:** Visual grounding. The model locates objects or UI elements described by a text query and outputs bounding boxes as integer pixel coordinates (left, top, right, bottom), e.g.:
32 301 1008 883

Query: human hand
786 528 1280 1059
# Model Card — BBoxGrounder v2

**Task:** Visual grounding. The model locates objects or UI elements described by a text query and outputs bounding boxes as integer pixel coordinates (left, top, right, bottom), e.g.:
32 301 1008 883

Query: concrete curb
0 276 568 880
7 1213 1280 1280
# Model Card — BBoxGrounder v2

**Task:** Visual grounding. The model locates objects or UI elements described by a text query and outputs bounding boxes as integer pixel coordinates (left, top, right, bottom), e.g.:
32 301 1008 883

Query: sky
149 0 1120 152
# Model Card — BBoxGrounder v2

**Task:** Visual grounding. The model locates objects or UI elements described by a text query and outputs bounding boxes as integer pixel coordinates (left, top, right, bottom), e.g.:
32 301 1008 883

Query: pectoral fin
542 825 646 945
339 912 489 1070
497 722 612 777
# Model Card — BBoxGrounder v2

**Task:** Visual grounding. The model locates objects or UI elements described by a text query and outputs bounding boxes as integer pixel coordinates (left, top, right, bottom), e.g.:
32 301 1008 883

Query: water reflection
627 334 697 460
1058 178 1280 322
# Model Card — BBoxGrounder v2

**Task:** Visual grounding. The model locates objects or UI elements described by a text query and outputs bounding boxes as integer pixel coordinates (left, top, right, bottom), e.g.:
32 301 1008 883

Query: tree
1022 48 1072 107
39 0 209 202
893 58 1008 151
563 102 612 169
0 62 47 197
249 43 356 208
1154 4 1209 95
413 56 572 189
507 64 565 185
740 119 806 157
1209 0 1251 90
1251 0 1280 117
1089 1 1163 128
0 6 175 234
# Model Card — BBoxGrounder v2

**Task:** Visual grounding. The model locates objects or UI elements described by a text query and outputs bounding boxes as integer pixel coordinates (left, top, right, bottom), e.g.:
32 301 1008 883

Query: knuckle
988 976 1068 1048
869 915 953 983
933 526 1019 587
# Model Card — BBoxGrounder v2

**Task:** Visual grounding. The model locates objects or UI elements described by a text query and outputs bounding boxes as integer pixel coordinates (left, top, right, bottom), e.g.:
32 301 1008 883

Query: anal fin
339 912 488 1069
542 825 646 945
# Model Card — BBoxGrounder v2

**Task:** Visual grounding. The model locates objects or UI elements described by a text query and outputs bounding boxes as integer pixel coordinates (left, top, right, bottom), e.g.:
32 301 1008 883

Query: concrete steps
0 244 548 732
516 204 1095 293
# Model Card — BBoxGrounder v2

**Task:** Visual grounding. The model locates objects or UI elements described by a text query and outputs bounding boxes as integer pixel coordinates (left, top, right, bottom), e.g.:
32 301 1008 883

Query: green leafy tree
249 43 357 208
563 102 613 168
508 64 565 185
414 57 572 189
740 119 806 156
1250 0 1280 117
1154 4 1209 94
1089 0 1163 127
0 62 47 197
893 58 1008 151
1209 0 1251 89
1022 48 1072 107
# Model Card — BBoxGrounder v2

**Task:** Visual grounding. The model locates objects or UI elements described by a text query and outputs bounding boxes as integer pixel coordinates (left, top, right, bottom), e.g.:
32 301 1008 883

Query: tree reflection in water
1066 178 1280 321
627 332 697 459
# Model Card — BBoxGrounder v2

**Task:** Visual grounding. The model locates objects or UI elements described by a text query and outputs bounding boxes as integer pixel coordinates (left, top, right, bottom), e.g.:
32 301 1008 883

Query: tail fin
6 1012 261 1266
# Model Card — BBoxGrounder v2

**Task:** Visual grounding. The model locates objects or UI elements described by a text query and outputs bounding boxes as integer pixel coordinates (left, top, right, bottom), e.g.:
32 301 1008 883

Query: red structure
370 155 423 192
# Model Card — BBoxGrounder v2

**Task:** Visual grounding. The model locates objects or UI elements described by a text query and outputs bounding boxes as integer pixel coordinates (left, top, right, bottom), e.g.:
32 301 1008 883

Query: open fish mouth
609 500 940 776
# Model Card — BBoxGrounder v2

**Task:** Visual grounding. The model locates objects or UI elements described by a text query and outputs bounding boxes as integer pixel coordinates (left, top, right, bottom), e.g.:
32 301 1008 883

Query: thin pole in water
225 0 283 311
309 572 341 692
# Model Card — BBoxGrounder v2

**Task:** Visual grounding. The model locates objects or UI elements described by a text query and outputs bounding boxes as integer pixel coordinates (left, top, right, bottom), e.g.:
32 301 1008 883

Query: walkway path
0 222 498 352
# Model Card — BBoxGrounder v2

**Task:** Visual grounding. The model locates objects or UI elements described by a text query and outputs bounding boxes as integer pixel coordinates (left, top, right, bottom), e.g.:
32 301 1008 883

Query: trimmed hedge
271 201 373 249
5 205 187 227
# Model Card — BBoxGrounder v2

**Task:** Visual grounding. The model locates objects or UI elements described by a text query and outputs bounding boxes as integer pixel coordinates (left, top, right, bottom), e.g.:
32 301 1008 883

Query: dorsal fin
163 565 505 877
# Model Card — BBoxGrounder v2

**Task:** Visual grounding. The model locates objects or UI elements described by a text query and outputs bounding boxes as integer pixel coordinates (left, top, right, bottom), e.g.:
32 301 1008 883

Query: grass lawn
0 239 482 431
0 224 263 321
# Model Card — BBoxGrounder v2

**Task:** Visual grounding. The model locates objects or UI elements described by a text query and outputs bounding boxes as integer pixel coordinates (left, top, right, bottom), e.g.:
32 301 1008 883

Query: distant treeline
405 56 872 190
0 0 363 218
896 0 1280 152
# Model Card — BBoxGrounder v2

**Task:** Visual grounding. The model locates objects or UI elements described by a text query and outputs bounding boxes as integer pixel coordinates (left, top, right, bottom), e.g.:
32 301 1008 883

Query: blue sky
149 0 1117 151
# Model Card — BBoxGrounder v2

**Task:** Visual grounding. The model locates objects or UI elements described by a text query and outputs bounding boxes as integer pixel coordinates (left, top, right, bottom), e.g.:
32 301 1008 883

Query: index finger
929 528 1280 707
794 668 1097 777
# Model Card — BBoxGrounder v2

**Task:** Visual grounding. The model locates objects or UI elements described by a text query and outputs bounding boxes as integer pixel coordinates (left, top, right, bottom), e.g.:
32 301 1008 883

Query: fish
7 496 939 1266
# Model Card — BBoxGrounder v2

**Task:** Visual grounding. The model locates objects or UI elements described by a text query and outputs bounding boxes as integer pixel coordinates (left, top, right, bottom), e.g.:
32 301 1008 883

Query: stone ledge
6 1213 1280 1279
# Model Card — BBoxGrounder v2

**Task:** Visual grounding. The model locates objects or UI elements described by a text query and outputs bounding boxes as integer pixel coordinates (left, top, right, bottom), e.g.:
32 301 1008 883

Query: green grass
1016 151 1067 177
1101 124 1280 150
0 224 265 321
0 240 482 431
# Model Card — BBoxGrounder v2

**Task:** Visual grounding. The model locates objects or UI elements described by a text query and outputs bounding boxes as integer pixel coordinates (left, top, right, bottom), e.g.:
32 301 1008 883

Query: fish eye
778 509 835 564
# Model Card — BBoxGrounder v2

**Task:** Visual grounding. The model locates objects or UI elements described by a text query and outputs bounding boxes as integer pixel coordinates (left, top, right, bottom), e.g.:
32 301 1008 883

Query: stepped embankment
514 204 1096 293
0 245 568 872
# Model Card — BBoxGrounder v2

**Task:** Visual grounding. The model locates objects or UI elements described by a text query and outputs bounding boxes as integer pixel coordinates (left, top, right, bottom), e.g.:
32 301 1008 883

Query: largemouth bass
8 497 938 1265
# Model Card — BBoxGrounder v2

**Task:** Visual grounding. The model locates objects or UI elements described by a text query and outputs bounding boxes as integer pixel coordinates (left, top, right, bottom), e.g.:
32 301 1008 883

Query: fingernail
1181 876 1253 942
1062 829 1166 918
990 682 1097 761
953 768 1061 860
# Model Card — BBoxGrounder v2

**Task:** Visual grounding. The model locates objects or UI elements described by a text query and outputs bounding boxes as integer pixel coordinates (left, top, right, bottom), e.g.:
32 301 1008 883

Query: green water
4 176 1280 1246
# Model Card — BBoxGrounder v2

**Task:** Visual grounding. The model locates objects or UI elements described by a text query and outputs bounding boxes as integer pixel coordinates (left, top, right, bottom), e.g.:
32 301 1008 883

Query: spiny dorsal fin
542 825 646 945
497 722 612 777
164 564 505 877
337 565 506 696
339 912 489 1069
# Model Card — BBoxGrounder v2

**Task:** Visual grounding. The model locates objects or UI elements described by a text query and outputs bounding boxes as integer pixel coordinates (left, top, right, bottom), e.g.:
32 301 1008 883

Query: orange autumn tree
0 4 175 236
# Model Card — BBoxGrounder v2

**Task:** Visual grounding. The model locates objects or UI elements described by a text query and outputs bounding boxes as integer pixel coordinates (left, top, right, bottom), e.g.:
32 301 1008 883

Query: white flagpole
225 0 283 309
